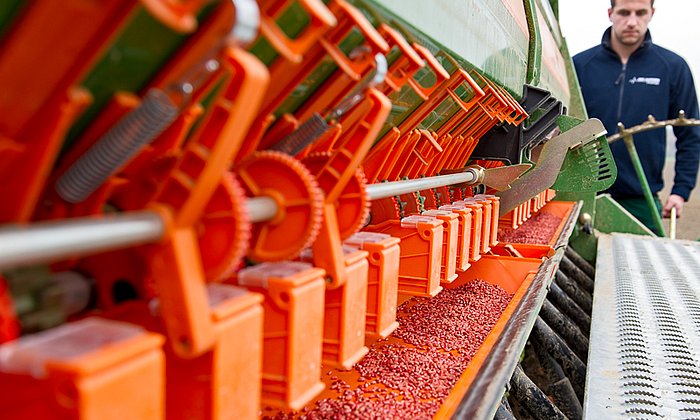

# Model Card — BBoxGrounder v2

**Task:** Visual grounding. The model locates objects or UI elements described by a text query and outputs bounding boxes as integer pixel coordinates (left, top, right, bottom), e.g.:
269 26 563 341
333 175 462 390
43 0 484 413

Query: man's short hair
610 0 655 6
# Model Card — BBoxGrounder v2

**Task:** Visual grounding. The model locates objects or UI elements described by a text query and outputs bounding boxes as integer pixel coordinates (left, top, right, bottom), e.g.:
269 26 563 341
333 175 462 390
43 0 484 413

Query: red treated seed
273 280 512 419
498 211 563 244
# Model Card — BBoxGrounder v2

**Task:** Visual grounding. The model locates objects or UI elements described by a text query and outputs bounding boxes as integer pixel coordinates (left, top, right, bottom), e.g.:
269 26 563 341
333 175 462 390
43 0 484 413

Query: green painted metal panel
534 0 570 107
594 194 656 236
64 8 203 150
369 0 529 96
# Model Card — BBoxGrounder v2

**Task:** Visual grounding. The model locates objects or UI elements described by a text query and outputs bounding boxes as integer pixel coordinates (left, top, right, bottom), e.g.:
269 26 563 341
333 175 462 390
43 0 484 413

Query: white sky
559 0 700 83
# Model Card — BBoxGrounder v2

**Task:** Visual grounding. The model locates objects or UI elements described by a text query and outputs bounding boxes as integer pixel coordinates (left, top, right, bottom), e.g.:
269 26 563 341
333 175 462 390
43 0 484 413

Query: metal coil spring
56 89 179 203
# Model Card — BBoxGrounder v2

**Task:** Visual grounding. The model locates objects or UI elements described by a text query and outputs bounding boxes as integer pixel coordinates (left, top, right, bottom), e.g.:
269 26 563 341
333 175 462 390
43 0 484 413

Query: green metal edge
523 0 542 86
594 194 656 236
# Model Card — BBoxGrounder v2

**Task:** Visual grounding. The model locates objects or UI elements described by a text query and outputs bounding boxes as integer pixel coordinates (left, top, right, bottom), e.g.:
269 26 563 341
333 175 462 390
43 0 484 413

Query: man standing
573 0 700 233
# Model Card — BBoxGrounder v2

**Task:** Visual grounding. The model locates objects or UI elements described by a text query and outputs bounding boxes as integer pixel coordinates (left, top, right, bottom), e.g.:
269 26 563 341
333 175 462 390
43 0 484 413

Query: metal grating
585 233 700 419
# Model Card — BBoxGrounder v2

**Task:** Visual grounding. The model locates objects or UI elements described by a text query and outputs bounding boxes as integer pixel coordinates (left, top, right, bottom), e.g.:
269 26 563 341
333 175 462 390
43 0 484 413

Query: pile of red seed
293 280 513 419
498 211 563 244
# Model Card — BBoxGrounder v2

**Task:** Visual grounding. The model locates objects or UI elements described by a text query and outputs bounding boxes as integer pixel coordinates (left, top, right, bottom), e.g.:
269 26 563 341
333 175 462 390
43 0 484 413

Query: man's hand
663 194 685 217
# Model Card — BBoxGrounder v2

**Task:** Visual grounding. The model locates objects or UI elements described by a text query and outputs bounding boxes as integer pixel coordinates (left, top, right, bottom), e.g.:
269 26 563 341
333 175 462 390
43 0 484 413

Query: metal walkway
585 233 700 419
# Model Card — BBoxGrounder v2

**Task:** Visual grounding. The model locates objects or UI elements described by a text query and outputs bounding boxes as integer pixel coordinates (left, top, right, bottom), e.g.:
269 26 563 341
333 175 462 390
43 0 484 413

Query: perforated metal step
585 233 700 419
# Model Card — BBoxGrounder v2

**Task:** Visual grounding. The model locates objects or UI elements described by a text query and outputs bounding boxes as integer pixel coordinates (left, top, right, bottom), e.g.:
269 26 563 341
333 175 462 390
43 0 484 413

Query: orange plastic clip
140 0 208 33
305 247 369 369
460 197 492 254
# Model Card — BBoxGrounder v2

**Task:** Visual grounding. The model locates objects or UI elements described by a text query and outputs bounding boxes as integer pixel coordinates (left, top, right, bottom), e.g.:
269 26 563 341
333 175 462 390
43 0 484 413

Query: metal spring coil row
55 89 179 203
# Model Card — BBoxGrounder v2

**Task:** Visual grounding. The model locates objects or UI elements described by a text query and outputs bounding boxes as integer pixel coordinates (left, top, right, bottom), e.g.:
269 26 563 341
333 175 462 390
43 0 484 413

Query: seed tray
262 253 545 419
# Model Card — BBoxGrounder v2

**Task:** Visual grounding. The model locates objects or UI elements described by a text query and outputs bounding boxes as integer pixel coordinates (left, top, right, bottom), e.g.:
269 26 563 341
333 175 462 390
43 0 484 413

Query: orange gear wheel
197 173 251 281
368 196 401 225
235 150 323 261
398 192 422 216
434 186 452 207
302 152 370 240
419 188 438 210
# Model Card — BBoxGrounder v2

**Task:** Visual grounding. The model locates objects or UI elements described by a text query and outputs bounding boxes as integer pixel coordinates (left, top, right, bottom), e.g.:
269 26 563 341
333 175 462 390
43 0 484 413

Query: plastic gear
302 152 370 240
398 192 422 216
368 196 401 225
197 173 251 281
433 186 451 207
419 188 438 210
235 150 324 262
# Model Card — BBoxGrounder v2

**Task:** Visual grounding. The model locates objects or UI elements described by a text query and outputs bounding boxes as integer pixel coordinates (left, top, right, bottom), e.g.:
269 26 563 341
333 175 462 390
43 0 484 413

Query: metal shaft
0 211 166 271
1 171 479 271
365 171 477 200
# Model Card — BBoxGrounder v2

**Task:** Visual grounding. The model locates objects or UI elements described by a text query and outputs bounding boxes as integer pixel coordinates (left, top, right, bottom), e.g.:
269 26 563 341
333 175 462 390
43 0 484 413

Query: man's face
608 0 655 47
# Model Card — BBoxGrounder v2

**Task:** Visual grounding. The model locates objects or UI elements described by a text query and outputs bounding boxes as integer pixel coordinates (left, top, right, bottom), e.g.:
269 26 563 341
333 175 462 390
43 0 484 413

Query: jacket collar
601 26 653 53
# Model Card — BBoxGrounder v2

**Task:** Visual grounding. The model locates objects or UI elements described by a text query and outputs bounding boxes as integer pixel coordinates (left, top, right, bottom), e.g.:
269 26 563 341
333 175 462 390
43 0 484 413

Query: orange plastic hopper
319 247 370 369
345 232 400 341
438 204 473 272
236 262 326 410
421 209 459 284
365 215 444 297
0 318 165 420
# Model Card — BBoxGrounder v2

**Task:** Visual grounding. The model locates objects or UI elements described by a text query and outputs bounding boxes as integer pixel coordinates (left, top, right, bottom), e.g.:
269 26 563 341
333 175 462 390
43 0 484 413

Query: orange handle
260 0 337 63
405 43 450 98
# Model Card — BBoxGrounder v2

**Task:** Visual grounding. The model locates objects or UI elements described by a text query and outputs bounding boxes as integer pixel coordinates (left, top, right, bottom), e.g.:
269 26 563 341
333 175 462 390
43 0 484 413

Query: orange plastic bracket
405 43 450 99
345 232 400 340
438 205 473 272
310 88 392 287
365 215 444 297
236 262 327 410
1 87 91 223
320 248 369 369
144 48 268 358
259 0 338 63
453 201 483 263
460 197 492 254
140 0 208 33
0 318 164 420
422 210 459 284
376 24 425 96
167 285 263 420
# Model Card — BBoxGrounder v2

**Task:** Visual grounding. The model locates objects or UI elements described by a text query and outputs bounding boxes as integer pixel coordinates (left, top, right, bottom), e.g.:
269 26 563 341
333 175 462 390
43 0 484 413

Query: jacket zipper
615 63 627 122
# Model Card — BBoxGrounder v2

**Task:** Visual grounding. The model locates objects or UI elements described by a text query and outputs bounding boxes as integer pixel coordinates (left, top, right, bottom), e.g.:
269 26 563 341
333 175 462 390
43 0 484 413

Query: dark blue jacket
573 28 700 200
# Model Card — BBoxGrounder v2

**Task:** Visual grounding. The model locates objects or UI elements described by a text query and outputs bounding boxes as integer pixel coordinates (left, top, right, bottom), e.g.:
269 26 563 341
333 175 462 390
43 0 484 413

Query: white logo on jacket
628 77 661 85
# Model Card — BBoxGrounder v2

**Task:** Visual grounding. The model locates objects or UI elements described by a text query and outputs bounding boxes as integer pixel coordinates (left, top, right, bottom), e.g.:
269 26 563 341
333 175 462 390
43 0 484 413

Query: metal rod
509 365 568 420
540 299 589 362
0 171 481 271
365 172 477 200
621 131 665 236
559 254 594 294
564 246 595 279
547 282 591 335
532 317 587 402
0 211 166 271
607 111 700 143
245 196 278 223
555 271 592 313
670 207 677 239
